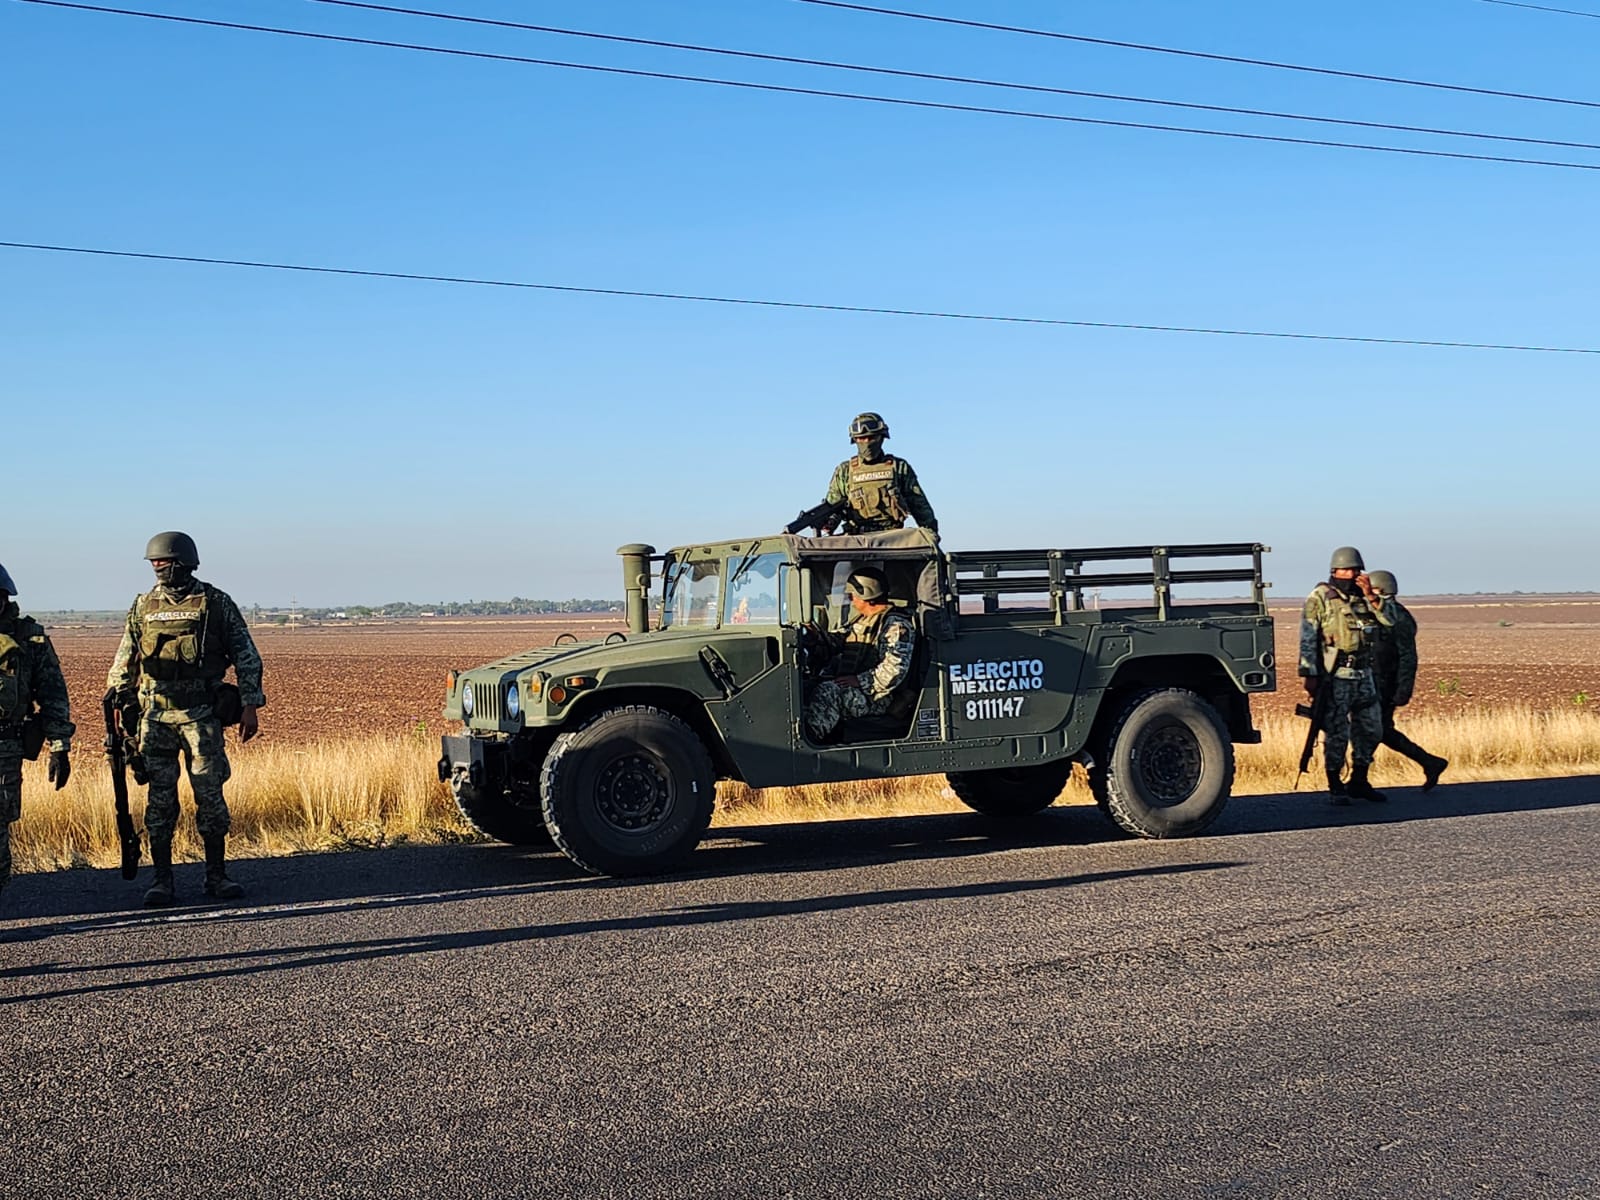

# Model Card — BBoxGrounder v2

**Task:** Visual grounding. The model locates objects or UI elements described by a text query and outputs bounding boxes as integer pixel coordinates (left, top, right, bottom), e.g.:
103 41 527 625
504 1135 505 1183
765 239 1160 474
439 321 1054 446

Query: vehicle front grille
472 682 503 723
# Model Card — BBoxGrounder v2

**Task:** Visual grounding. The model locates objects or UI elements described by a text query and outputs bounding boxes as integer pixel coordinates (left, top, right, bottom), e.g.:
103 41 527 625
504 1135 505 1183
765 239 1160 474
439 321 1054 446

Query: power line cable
1475 0 1600 18
275 0 1600 154
17 1 1600 173
798 0 1600 111
3 240 1595 355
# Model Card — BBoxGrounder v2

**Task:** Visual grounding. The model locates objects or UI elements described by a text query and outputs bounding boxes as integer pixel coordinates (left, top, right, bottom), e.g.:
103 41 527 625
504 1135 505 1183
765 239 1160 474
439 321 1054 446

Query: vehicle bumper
437 733 507 786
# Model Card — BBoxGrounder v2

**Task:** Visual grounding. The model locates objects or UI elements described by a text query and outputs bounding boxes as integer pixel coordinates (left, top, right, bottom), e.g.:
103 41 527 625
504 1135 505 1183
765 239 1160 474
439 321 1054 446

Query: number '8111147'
967 696 1025 721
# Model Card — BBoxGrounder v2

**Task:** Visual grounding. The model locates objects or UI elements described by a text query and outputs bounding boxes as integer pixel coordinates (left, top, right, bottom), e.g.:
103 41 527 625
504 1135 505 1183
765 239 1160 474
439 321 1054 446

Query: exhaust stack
617 544 656 635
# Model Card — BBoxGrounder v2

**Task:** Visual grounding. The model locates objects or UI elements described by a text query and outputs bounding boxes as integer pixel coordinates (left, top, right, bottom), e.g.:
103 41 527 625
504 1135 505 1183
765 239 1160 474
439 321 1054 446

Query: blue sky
4 0 1597 609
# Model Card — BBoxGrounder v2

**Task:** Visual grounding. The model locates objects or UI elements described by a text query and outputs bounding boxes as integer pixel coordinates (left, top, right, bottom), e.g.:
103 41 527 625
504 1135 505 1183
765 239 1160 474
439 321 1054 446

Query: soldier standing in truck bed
820 412 938 535
0 563 74 912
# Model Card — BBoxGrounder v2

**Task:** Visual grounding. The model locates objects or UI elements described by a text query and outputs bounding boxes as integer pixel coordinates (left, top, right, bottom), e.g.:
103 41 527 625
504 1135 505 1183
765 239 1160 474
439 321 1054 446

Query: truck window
661 558 721 628
724 551 786 625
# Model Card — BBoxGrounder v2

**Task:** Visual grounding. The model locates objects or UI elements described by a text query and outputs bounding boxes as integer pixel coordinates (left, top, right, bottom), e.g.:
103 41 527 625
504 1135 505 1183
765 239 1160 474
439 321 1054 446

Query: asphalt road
3 776 1597 1200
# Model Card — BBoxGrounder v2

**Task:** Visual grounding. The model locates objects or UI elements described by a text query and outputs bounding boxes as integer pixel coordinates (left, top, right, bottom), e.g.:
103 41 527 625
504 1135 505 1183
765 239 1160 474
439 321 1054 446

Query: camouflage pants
1322 672 1382 771
805 680 892 741
140 715 232 841
0 749 20 896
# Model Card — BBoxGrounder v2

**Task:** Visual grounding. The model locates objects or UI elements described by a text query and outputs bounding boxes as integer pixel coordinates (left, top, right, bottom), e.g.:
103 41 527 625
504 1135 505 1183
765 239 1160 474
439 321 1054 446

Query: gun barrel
785 499 848 535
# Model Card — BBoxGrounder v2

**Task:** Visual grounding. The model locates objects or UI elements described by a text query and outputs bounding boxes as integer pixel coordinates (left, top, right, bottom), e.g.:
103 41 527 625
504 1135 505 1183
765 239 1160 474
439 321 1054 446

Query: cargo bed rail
946 542 1269 620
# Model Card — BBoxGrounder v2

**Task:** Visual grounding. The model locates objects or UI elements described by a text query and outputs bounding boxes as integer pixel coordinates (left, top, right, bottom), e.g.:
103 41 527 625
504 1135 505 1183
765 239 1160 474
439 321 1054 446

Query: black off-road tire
540 705 716 877
1100 688 1234 839
450 776 553 846
947 761 1073 817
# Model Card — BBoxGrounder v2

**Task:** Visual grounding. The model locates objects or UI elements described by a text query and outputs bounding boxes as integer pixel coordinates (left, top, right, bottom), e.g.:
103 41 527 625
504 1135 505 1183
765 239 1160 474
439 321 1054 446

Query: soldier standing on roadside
0 564 74 909
1368 570 1448 792
820 413 938 535
1300 547 1392 805
804 567 916 742
105 533 265 906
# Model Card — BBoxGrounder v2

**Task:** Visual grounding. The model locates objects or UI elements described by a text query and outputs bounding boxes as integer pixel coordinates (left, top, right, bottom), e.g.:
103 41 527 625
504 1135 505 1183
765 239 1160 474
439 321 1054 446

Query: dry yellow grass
11 733 469 875
10 704 1598 874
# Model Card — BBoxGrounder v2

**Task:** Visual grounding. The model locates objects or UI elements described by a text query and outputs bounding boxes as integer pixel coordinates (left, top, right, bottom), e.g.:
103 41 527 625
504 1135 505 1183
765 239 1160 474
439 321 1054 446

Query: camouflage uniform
1371 593 1447 787
804 608 916 740
1 599 75 898
824 455 938 534
1299 582 1391 779
1371 598 1419 712
105 579 265 844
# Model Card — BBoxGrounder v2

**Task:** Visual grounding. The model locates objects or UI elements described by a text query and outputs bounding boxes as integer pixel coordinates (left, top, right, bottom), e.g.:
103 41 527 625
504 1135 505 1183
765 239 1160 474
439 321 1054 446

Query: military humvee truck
438 530 1276 876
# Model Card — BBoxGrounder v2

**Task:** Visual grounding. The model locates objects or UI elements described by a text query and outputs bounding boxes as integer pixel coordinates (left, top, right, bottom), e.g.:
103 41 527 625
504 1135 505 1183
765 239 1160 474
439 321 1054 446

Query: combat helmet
145 531 200 567
845 567 889 602
1367 570 1398 597
0 562 15 596
848 412 890 441
1329 546 1365 572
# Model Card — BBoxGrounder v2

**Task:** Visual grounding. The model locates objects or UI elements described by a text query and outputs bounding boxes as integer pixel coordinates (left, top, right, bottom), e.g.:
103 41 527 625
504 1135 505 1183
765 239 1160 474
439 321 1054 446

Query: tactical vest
0 627 28 722
846 455 907 528
834 610 888 676
1370 603 1413 690
136 586 229 683
1313 583 1379 670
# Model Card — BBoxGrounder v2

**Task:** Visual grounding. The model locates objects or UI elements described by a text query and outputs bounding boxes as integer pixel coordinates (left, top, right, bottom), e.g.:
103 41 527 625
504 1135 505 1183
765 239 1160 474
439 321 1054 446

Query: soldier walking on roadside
1368 570 1449 792
1300 547 1392 804
820 413 938 535
804 568 916 742
105 533 265 906
0 564 74 910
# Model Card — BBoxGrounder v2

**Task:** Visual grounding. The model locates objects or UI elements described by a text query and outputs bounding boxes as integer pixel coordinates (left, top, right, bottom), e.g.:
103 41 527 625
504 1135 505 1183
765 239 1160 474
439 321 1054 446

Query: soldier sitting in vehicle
804 567 916 743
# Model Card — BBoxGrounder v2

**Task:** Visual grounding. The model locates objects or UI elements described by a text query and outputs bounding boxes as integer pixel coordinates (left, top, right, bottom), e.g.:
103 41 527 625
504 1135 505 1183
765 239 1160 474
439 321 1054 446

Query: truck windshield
725 551 786 625
661 557 722 628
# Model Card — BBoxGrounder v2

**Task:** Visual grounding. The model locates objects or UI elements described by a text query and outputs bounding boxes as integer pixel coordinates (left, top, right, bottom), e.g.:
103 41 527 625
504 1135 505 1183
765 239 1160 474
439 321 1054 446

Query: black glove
48 749 71 790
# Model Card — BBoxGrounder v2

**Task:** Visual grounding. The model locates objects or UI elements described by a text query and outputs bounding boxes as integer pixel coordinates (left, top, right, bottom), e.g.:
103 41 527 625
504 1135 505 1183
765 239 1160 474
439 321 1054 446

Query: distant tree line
302 598 622 619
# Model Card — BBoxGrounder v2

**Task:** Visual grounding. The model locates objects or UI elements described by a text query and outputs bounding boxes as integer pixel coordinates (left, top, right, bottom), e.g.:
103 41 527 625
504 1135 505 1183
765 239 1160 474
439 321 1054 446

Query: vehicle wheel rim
1137 721 1203 806
595 752 675 833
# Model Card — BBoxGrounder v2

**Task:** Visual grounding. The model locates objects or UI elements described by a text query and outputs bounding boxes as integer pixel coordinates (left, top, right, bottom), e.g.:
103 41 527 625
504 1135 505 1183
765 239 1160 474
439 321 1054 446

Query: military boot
1326 768 1350 806
1346 763 1388 804
144 839 176 907
1421 755 1449 793
203 836 244 900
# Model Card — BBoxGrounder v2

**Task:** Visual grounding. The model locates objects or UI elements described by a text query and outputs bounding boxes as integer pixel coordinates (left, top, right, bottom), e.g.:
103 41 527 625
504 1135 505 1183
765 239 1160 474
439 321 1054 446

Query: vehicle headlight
506 683 521 720
461 684 475 717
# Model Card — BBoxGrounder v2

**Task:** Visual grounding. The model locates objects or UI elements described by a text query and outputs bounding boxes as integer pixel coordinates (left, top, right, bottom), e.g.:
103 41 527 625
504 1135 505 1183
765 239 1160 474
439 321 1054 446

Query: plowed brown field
43 599 1599 749
48 617 627 745
1264 597 1600 718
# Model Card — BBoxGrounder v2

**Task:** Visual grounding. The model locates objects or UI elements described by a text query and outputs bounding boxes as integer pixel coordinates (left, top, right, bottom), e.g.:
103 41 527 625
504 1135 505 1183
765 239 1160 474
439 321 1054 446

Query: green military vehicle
438 530 1276 876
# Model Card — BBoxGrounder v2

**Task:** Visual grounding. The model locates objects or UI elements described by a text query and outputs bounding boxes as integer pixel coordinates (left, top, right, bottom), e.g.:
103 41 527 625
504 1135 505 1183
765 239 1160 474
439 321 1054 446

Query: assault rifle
1293 676 1333 790
103 691 145 879
785 498 851 536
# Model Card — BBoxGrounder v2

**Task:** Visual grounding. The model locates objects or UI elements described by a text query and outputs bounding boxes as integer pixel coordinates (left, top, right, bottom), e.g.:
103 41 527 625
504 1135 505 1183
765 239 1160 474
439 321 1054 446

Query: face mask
156 564 194 589
856 437 885 463
1330 575 1359 595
